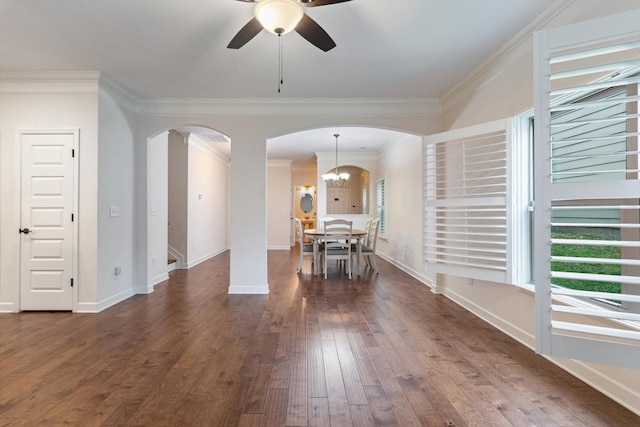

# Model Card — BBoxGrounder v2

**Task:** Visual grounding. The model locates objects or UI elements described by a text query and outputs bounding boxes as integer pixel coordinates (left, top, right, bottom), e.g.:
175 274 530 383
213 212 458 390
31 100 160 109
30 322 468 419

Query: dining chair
350 217 373 268
361 217 374 247
322 218 353 279
361 218 380 272
295 218 314 273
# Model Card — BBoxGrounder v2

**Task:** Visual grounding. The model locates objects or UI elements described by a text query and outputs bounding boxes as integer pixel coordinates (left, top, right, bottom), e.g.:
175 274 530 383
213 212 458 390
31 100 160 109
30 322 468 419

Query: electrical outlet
114 266 121 277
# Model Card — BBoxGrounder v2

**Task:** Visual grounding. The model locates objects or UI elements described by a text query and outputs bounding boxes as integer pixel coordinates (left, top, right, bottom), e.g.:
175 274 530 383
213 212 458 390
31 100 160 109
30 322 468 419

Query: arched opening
325 165 370 215
145 125 230 290
267 125 419 250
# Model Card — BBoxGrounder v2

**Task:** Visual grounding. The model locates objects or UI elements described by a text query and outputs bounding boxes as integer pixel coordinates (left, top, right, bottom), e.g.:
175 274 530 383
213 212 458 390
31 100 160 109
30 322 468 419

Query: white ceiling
0 0 559 162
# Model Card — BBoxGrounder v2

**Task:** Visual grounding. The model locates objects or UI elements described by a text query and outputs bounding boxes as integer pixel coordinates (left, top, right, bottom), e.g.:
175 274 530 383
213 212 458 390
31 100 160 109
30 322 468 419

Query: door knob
18 227 31 234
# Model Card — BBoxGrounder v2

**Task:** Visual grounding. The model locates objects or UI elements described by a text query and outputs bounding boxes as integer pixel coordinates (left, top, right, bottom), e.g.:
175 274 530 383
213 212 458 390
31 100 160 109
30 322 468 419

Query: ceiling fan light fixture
254 0 304 35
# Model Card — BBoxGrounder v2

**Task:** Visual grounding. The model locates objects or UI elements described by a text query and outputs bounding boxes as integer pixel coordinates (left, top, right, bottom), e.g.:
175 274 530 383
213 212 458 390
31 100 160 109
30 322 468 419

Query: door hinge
71 213 74 222
72 149 75 158
70 278 74 287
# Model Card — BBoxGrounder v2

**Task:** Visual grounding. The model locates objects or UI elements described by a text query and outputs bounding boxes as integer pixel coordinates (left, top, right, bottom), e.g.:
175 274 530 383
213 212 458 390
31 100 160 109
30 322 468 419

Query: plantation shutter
533 9 640 369
376 178 385 235
423 119 519 284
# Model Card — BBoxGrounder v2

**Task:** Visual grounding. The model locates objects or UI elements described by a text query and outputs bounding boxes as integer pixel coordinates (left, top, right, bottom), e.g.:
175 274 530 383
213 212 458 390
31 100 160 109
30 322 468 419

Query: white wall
0 78 99 312
267 160 292 250
292 164 317 187
168 130 188 266
186 135 229 266
375 134 426 281
97 87 137 310
146 132 169 290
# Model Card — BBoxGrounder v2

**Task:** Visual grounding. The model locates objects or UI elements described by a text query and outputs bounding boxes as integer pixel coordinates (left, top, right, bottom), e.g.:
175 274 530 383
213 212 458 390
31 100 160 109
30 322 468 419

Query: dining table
303 228 368 276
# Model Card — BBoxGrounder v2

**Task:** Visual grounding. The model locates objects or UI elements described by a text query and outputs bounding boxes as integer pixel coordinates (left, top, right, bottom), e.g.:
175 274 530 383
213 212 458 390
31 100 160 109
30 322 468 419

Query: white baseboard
76 302 99 313
377 252 433 289
267 245 291 250
0 302 16 313
143 273 167 294
442 286 535 347
228 284 269 295
96 288 136 313
186 248 227 269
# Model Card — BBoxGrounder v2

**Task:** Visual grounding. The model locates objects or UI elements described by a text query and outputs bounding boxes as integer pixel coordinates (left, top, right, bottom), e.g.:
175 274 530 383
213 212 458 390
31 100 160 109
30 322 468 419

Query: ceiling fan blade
301 0 352 7
295 14 336 52
227 17 263 49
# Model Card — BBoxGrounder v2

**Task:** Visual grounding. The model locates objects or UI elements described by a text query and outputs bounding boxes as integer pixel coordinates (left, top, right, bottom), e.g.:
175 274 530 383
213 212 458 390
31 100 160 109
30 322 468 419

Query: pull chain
278 33 283 93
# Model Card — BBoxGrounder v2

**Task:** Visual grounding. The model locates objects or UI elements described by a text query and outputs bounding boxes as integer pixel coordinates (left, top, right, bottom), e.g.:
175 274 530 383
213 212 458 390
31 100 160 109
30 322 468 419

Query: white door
327 187 350 214
20 131 77 311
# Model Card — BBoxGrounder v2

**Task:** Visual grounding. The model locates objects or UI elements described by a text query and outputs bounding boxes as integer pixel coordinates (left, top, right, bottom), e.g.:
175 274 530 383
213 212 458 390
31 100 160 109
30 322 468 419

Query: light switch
110 206 120 217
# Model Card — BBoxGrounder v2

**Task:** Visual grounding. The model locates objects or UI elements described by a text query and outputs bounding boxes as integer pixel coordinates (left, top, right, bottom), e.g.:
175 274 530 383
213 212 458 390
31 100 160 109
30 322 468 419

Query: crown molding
0 72 440 118
0 72 440 117
440 0 575 113
99 76 139 112
188 134 230 164
0 71 100 93
136 97 441 117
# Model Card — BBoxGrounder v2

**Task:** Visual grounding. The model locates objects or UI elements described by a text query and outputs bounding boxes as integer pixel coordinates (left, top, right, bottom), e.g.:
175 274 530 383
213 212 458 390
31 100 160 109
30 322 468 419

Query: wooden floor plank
349 404 376 427
285 339 307 427
242 363 273 414
334 329 368 405
322 339 353 426
0 250 636 426
366 347 423 426
308 397 331 427
363 386 399 427
307 340 327 399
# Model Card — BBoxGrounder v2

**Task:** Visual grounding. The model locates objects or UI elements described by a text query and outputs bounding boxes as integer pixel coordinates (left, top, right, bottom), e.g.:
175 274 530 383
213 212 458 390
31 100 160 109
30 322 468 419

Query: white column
229 134 269 294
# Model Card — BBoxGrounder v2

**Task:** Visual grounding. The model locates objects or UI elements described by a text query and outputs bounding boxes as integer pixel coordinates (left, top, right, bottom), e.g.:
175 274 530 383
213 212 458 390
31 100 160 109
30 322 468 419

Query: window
362 177 368 215
423 119 530 285
533 9 640 369
376 178 386 236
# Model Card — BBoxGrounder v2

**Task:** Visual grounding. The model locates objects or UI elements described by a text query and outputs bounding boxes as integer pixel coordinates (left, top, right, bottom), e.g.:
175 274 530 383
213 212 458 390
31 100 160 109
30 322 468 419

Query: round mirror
300 193 313 214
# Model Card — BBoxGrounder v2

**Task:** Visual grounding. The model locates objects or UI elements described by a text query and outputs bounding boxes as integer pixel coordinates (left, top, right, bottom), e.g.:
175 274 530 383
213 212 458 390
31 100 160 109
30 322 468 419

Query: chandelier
322 134 350 187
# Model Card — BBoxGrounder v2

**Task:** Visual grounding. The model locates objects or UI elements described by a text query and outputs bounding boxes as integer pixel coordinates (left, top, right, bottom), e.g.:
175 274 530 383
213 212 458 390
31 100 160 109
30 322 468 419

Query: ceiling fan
227 0 352 52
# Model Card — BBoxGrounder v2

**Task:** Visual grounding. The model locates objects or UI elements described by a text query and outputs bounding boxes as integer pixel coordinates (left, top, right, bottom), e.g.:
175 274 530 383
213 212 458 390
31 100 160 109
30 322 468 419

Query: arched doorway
145 125 230 290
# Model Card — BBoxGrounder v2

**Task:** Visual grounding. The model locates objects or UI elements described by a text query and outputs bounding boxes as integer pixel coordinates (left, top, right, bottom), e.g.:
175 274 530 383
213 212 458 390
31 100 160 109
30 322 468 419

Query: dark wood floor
1 250 638 426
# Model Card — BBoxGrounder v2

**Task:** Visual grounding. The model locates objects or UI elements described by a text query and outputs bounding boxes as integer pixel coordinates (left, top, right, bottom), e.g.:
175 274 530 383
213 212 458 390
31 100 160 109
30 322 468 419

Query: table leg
313 238 319 276
357 239 362 275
